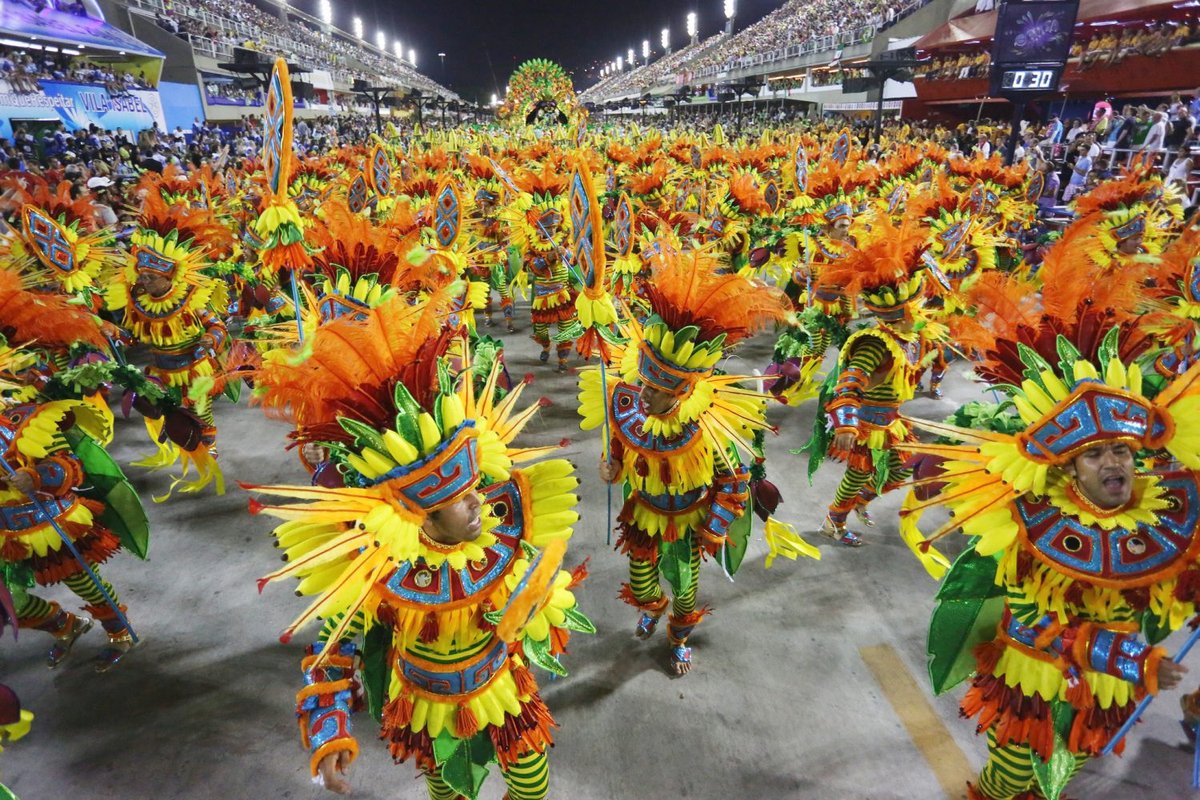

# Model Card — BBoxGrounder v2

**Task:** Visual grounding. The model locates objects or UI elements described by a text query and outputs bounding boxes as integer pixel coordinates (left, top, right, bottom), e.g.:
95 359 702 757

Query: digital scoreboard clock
988 0 1078 97
998 66 1060 91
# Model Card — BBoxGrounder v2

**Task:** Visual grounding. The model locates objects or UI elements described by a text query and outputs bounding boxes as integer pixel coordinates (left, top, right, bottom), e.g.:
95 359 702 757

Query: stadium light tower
375 30 386 51
616 55 623 70
662 27 671 55
627 47 635 67
394 40 403 60
687 11 698 45
318 0 332 26
642 39 650 61
724 0 735 34
352 17 363 39
409 48 416 67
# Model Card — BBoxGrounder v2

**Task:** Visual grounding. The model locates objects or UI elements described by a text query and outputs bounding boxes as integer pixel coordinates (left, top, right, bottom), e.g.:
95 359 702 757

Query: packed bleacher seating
131 0 452 96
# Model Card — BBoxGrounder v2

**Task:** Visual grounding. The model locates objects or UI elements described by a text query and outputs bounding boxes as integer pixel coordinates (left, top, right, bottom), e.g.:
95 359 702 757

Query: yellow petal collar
1046 473 1169 531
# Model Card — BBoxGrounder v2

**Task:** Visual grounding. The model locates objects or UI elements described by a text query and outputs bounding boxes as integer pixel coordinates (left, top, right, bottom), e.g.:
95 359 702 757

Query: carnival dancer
890 212 1200 798
807 214 944 546
580 243 814 676
106 193 232 498
902 326 1197 799
0 285 147 671
249 293 591 800
501 163 579 372
465 154 517 332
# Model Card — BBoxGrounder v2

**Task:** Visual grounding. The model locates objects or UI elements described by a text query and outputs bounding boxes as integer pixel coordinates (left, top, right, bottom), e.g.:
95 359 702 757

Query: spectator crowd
0 45 152 95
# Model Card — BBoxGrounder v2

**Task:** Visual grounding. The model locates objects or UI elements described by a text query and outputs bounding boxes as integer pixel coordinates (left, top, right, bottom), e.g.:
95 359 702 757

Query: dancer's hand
833 432 857 452
316 749 353 795
302 443 329 465
1159 659 1188 691
2 470 34 495
599 457 619 483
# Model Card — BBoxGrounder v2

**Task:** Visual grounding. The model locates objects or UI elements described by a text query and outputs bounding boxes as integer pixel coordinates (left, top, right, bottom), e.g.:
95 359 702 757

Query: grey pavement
0 314 1192 799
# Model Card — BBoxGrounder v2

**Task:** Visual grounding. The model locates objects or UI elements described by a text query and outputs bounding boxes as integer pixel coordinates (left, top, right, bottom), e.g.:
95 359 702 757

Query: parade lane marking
860 643 973 799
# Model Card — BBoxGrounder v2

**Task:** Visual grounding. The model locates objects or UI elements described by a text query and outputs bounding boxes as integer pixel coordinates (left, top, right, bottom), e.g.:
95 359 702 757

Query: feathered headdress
820 213 928 321
0 176 124 297
630 243 787 397
247 293 574 645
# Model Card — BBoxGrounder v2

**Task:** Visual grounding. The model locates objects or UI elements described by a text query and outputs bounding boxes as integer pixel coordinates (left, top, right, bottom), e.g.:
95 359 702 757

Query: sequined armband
1081 627 1164 689
697 465 750 549
296 641 360 775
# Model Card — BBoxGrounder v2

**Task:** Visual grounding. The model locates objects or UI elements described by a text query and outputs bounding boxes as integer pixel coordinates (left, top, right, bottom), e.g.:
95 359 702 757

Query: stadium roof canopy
0 3 163 58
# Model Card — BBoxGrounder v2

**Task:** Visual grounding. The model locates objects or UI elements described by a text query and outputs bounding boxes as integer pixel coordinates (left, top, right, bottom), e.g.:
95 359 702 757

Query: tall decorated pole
253 57 311 340
567 154 618 542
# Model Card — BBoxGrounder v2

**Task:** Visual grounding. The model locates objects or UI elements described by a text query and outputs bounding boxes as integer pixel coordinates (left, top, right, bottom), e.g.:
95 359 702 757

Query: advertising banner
0 80 166 140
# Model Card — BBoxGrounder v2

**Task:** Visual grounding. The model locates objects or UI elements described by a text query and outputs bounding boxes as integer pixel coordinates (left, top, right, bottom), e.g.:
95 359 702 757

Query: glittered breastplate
380 482 527 609
609 383 702 456
1015 472 1200 586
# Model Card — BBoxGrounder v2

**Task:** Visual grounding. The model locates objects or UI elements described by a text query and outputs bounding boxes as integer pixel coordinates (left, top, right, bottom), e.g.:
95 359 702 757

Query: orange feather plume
251 289 457 443
1041 213 1147 322
949 271 1041 358
307 198 405 284
2 175 98 230
819 212 928 299
641 246 788 345
0 269 108 350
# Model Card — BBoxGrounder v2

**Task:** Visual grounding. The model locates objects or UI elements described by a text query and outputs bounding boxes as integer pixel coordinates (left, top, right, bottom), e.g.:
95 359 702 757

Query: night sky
285 0 786 103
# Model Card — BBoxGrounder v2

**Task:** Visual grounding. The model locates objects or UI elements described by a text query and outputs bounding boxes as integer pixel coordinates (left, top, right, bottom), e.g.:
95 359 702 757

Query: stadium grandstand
581 0 1200 146
0 0 455 141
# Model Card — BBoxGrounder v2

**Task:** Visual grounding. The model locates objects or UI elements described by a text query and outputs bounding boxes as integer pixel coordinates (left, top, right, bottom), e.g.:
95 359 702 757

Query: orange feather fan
308 199 405 284
1041 213 1147 321
2 175 98 229
641 247 787 345
514 161 569 198
819 212 928 300
1071 161 1154 217
724 170 771 216
137 190 234 259
251 288 457 443
948 271 1042 358
0 269 108 350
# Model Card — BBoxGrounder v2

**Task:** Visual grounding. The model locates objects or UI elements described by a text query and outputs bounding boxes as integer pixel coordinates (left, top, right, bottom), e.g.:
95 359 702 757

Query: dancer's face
1117 233 1143 255
135 272 173 299
423 491 484 544
641 385 679 416
1066 442 1134 508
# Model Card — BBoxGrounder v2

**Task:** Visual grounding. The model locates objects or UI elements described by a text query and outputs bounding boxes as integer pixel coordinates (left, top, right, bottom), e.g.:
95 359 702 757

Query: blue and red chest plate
378 477 529 610
609 383 702 458
1015 472 1200 587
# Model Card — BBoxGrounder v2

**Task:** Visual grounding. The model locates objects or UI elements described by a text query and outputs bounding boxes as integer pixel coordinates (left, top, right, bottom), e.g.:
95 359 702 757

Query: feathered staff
568 154 618 359
252 58 310 339
567 153 619 541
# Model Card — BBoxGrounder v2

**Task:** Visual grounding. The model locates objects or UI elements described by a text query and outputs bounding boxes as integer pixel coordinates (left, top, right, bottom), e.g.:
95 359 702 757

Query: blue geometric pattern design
569 170 596 287
1016 471 1200 582
614 194 633 256
435 182 460 248
23 206 74 274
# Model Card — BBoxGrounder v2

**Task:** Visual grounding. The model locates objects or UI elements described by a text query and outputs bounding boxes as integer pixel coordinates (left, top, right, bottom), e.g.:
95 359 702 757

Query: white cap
86 176 113 189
